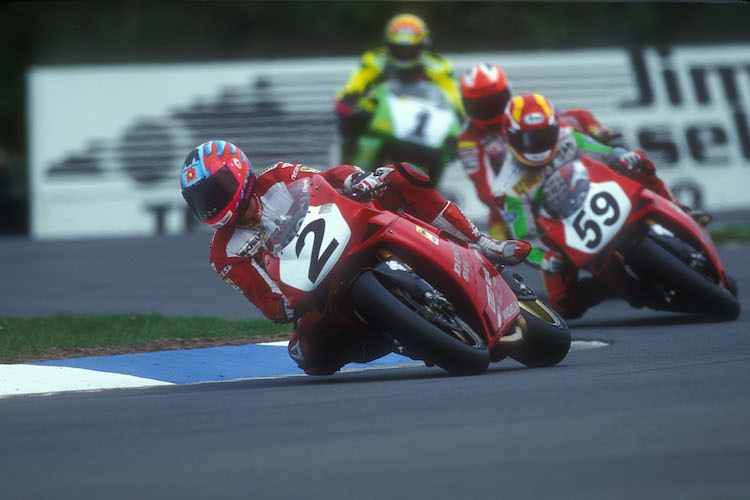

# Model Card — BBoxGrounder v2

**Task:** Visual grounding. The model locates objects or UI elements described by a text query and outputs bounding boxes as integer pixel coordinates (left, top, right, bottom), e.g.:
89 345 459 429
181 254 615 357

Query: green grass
3 224 747 364
710 224 750 244
0 314 292 363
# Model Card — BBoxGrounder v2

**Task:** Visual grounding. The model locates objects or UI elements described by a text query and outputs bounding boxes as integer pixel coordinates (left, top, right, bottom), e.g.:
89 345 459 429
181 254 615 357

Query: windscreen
542 162 591 219
260 179 311 254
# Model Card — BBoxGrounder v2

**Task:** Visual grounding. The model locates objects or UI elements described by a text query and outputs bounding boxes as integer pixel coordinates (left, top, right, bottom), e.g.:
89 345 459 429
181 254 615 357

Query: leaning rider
180 140 530 375
457 62 618 241
493 93 694 319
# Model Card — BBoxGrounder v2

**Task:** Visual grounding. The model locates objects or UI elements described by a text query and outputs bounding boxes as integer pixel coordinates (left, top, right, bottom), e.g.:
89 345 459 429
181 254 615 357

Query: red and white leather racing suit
457 107 608 240
459 110 680 319
209 161 484 374
465 119 676 319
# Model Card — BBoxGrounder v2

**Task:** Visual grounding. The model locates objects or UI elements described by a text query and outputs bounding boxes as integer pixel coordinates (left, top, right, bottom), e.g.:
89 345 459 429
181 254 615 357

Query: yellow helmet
384 14 430 69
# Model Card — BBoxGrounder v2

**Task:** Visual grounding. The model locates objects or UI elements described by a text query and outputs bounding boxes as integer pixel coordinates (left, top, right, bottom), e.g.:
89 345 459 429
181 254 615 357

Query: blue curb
34 345 414 384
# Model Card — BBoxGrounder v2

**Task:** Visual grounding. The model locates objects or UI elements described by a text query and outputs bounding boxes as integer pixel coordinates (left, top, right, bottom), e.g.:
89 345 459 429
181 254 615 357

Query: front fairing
536 159 643 269
634 189 730 287
362 213 520 344
536 158 731 289
261 175 518 343
354 80 461 168
261 176 379 307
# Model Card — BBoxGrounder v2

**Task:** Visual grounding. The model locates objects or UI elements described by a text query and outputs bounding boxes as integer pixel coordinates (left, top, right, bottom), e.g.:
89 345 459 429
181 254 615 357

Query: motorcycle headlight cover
542 161 591 219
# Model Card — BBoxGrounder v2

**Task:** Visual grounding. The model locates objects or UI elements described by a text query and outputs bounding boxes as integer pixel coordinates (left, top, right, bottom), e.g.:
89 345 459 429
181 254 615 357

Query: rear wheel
630 237 740 321
350 271 490 375
511 299 571 368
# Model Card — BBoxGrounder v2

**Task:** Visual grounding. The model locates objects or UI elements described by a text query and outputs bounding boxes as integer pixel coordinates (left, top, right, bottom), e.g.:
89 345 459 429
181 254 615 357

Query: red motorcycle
259 174 570 375
536 157 740 321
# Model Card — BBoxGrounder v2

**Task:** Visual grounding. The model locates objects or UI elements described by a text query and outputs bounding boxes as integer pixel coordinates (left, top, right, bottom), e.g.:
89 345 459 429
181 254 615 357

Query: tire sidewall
351 271 490 375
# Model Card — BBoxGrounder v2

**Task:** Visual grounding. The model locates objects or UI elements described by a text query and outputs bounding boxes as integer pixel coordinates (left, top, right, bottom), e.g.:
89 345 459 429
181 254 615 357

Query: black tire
630 237 740 321
511 299 571 368
350 271 490 375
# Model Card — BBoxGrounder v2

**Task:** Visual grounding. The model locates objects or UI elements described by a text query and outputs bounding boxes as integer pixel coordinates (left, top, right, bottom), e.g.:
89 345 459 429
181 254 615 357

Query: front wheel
350 270 490 375
630 236 740 321
511 299 571 368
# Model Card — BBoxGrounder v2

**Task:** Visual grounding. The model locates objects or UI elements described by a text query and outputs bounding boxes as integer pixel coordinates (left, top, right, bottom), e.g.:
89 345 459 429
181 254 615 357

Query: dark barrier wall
2 2 749 235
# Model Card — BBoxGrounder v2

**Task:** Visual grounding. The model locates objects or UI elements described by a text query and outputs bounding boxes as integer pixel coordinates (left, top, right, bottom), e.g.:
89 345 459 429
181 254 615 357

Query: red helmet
460 63 511 128
180 140 256 228
503 93 559 167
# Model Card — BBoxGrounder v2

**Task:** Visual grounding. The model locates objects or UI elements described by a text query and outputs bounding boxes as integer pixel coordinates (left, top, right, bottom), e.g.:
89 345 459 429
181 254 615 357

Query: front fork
349 252 451 358
488 267 537 361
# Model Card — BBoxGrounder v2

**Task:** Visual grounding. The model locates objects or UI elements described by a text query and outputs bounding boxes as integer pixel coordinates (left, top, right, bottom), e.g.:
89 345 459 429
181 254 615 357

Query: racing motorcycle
352 79 461 187
536 157 740 321
259 174 570 375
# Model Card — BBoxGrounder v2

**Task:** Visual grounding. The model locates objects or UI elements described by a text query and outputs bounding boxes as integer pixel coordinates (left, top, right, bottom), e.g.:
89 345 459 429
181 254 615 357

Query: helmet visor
182 165 239 222
463 88 511 122
507 124 559 154
388 43 422 62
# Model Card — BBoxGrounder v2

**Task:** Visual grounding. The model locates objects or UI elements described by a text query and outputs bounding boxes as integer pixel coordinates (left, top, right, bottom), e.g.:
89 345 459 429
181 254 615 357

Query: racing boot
428 201 530 265
289 321 393 376
474 236 532 266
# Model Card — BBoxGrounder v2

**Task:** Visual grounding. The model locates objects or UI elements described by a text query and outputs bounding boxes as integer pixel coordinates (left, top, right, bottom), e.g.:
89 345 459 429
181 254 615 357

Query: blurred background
1 1 750 239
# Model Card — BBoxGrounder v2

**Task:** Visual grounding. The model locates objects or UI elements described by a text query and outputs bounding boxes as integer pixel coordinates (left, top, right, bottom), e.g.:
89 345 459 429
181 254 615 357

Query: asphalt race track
1 233 749 499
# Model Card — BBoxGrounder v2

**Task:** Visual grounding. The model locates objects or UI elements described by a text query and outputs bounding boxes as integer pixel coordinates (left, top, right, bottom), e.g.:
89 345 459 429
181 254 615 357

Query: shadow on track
171 362 534 394
570 312 715 330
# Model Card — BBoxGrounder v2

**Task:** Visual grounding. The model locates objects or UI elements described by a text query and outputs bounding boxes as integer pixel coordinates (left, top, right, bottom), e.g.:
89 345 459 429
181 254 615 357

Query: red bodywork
262 175 520 353
536 157 732 297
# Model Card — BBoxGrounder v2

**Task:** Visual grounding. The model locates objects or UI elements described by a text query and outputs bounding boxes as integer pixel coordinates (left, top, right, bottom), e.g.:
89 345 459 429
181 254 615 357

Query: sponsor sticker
501 301 519 321
224 277 243 294
486 284 496 313
452 245 470 282
512 171 542 196
416 225 439 245
238 232 263 257
522 112 546 125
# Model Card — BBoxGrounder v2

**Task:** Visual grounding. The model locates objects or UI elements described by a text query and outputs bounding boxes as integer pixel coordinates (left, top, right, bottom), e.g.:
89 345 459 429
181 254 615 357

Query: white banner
29 45 750 239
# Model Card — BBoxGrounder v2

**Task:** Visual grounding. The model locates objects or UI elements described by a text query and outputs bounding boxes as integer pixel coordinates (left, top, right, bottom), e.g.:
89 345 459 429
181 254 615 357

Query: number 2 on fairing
563 181 631 254
295 219 339 283
278 204 351 291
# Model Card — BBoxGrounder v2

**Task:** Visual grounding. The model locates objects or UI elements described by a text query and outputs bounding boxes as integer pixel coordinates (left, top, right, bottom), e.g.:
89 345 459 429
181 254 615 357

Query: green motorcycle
353 79 462 186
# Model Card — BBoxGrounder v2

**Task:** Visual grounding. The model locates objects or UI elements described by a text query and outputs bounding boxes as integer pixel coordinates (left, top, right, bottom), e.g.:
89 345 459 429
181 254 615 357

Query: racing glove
540 249 564 274
682 206 713 227
475 236 531 266
344 172 388 201
587 124 614 145
615 150 655 176
335 94 373 138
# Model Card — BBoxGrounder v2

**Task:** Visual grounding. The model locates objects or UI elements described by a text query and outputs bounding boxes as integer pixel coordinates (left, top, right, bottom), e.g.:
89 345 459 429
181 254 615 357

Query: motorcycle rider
334 13 464 164
458 62 616 240
180 140 531 375
491 92 692 319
